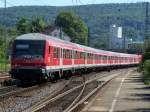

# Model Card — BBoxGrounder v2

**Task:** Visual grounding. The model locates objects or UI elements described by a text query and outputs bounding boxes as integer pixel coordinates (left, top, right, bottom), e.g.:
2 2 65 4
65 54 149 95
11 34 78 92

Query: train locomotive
10 33 142 83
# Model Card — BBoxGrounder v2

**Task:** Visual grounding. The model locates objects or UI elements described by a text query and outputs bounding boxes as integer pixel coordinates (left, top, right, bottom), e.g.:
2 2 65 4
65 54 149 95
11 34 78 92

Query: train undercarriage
10 64 137 85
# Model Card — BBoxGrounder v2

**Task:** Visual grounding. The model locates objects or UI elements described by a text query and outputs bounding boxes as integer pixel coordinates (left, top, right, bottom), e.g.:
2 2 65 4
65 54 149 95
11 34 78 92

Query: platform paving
81 69 150 112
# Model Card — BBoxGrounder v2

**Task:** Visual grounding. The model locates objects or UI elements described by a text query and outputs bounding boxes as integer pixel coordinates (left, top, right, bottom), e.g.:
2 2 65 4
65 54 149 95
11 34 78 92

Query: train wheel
39 75 48 83
63 71 71 80
50 73 57 82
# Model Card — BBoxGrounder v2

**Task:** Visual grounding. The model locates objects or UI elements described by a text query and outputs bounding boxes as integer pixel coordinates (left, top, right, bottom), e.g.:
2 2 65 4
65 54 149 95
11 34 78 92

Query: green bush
142 52 150 63
143 60 150 84
0 59 10 71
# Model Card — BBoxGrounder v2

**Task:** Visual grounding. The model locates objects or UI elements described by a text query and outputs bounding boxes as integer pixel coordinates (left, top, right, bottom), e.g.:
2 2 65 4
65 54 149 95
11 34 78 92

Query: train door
60 48 63 67
52 47 60 66
72 50 74 66
85 52 87 66
48 46 51 66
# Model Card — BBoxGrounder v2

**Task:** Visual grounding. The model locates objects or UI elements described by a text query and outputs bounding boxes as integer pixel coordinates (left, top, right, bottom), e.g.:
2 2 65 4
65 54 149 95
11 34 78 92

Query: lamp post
144 2 149 50
4 0 7 71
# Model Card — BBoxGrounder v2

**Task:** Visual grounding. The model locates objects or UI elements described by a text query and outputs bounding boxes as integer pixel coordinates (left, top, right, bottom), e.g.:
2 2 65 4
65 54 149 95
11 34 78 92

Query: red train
10 33 142 83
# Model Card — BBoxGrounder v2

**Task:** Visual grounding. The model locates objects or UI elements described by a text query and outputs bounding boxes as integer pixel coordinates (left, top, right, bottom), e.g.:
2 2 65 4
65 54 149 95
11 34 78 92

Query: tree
16 17 30 34
30 17 46 33
55 11 88 45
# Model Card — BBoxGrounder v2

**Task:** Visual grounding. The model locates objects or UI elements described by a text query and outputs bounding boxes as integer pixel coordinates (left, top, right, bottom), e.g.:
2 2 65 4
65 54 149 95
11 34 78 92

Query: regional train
10 33 142 83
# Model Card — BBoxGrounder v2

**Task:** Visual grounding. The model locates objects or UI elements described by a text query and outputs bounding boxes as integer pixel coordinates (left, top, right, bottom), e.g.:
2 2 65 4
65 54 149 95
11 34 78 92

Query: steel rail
63 76 86 112
0 85 17 94
0 85 39 100
23 78 72 112
66 72 121 112
30 72 117 112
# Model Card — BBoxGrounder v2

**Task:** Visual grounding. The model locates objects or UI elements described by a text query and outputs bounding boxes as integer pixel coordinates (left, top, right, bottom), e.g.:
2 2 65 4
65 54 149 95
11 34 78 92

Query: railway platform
80 69 150 112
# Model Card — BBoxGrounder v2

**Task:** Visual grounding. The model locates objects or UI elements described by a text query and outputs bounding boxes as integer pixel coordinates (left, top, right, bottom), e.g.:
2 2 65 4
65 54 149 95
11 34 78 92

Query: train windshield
13 40 45 59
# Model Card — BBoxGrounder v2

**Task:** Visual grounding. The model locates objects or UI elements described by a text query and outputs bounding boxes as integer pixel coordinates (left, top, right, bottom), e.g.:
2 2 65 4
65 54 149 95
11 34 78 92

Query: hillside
0 3 147 48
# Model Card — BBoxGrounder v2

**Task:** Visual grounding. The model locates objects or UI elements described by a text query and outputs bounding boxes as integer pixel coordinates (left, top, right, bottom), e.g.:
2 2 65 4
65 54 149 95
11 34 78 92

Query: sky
0 0 149 8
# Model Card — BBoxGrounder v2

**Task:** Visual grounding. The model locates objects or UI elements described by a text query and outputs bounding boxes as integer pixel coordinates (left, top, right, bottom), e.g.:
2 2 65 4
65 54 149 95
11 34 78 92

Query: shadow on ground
124 108 150 112
121 73 150 111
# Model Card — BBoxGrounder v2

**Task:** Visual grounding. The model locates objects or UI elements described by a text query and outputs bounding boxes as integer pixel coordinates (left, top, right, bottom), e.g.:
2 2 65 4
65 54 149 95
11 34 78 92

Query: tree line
0 11 88 62
0 3 147 49
17 11 88 45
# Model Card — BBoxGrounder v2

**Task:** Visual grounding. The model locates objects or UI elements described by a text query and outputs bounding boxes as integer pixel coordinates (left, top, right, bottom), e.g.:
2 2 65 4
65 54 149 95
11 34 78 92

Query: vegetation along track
29 69 125 112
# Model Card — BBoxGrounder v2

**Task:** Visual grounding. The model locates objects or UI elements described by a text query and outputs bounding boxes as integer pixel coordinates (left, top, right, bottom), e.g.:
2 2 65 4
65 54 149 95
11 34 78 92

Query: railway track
0 78 72 112
0 85 40 100
0 69 127 112
65 73 121 112
26 70 123 112
0 85 17 94
0 85 18 97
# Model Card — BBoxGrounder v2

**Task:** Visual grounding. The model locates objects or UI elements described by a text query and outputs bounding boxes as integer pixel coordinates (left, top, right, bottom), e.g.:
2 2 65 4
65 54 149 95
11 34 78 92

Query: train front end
10 38 47 83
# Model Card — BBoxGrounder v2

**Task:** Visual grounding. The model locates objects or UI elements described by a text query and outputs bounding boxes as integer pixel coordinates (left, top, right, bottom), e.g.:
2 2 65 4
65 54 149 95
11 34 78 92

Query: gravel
0 80 68 112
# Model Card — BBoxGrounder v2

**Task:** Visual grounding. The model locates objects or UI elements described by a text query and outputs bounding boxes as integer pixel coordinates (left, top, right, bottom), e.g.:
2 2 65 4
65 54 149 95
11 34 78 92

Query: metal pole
4 0 7 71
144 2 149 51
123 35 126 52
88 26 90 46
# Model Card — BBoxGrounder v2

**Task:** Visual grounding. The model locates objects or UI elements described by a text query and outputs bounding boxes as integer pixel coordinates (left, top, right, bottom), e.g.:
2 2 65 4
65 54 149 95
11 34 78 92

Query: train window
109 56 111 60
60 48 63 58
101 56 103 60
78 52 80 59
111 56 113 60
70 50 72 59
105 56 107 60
67 49 71 59
63 49 67 59
91 54 93 60
75 51 77 59
95 54 97 60
115 57 118 60
63 49 65 58
81 52 84 59
87 53 89 60
54 47 58 58
96 54 98 60
99 55 102 60
83 52 86 59
63 49 72 59
80 52 83 59
78 51 80 59
113 57 115 60
102 56 107 60
66 50 69 59
48 46 51 54
77 52 79 59
89 53 92 60
102 56 104 60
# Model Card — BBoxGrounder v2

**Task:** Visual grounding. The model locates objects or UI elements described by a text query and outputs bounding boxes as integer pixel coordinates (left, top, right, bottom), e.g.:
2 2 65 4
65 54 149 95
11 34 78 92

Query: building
42 26 71 42
109 24 123 49
127 41 144 49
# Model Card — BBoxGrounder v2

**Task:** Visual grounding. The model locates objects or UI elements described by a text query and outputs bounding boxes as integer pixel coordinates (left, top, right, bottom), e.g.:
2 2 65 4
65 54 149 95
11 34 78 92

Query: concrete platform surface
81 69 150 112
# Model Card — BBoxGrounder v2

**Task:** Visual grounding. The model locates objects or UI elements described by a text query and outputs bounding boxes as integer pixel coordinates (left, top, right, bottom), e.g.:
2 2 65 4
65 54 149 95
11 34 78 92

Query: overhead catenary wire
0 0 15 7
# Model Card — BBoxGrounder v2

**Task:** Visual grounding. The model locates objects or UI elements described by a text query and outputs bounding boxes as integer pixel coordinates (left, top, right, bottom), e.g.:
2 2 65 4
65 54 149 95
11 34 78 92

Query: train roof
16 33 141 57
